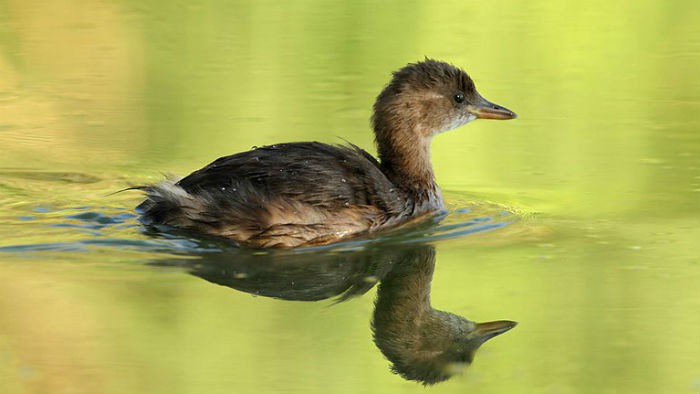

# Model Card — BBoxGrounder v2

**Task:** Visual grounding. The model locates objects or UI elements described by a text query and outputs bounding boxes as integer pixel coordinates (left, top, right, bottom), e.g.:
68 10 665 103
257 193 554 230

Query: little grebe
137 59 516 248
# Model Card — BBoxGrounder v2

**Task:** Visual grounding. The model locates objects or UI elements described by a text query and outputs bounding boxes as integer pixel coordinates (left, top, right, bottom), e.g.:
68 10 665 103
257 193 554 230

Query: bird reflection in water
153 242 516 385
372 246 515 384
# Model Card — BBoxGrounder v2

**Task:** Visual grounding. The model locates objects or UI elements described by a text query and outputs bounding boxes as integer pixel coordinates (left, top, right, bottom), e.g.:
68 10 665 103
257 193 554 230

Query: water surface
1 1 699 393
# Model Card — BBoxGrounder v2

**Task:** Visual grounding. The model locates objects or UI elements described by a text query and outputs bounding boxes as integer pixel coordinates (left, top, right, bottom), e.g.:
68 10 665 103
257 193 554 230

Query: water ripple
0 201 520 256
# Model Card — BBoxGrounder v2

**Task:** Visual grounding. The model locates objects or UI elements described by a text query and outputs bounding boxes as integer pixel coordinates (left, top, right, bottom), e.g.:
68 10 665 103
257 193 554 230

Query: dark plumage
137 59 516 248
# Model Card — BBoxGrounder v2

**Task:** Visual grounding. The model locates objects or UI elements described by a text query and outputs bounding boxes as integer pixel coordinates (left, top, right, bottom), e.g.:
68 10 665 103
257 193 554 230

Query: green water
1 1 699 393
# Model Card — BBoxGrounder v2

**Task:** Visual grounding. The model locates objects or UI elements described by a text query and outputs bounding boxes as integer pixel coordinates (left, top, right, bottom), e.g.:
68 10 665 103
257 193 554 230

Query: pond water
1 1 699 393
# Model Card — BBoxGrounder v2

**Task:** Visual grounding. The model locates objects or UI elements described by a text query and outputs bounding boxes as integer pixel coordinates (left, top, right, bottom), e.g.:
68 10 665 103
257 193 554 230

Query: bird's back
138 142 409 248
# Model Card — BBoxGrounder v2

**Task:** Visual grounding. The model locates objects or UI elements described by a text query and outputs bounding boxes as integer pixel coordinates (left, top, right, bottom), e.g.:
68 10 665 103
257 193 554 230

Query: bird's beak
473 320 518 342
467 95 517 120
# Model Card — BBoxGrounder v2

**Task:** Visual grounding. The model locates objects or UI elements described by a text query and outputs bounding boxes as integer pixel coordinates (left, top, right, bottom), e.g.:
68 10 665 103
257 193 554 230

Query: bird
136 59 516 248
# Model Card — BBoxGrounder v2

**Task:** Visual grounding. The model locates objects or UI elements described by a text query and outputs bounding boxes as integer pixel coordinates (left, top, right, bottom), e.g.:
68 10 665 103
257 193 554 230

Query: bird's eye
454 92 465 103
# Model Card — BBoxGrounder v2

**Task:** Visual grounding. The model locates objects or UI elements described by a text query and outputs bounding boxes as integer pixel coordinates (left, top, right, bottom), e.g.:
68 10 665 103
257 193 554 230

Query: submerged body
138 59 516 248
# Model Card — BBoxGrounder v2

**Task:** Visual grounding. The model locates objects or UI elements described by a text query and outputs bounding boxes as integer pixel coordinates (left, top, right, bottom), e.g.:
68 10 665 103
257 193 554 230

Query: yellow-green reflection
0 0 699 393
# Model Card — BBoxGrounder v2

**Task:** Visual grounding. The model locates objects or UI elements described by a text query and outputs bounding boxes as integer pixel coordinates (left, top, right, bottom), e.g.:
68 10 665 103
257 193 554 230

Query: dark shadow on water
152 244 392 302
151 239 517 385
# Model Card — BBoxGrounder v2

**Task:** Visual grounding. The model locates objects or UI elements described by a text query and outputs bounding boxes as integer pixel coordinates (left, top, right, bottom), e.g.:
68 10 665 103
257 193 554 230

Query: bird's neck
375 122 439 197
